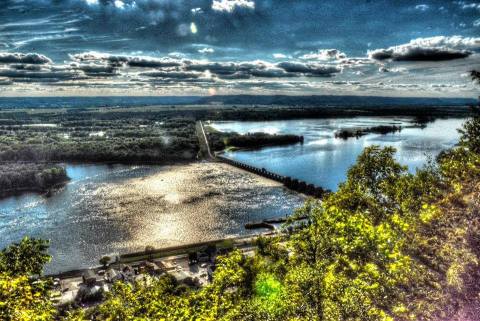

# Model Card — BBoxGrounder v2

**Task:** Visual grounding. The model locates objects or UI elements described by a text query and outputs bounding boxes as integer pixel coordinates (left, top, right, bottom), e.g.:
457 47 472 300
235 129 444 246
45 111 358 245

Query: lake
210 117 466 191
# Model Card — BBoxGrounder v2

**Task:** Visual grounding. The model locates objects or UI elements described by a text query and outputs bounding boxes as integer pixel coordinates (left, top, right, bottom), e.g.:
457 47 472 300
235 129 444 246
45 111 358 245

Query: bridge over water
196 121 328 198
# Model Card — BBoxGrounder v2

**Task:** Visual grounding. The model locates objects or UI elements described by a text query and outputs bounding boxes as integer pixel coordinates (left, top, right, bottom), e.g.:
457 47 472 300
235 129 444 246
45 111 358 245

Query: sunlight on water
0 163 303 273
211 117 466 191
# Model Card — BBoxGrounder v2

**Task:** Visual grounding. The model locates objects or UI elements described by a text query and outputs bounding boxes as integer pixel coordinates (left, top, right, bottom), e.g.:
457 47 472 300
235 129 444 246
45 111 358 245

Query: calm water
210 117 466 191
0 163 303 273
0 116 466 273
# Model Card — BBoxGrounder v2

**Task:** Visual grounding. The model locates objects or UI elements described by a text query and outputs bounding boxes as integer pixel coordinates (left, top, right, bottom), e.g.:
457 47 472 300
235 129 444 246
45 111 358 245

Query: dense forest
0 115 199 163
2 113 480 320
0 163 68 198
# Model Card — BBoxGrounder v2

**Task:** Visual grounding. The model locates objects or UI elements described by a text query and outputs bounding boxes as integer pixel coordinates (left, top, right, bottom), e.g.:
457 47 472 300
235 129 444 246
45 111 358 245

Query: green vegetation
0 237 55 321
207 128 303 151
0 163 68 198
1 74 479 319
334 125 402 140
2 114 480 320
0 110 198 163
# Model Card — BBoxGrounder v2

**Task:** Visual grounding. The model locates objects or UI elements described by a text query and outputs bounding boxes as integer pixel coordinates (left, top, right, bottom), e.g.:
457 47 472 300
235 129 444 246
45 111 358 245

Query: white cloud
415 4 430 11
273 53 287 59
300 49 347 61
114 0 125 9
211 0 255 13
458 2 480 10
198 48 215 54
85 0 99 5
407 36 480 49
191 8 203 14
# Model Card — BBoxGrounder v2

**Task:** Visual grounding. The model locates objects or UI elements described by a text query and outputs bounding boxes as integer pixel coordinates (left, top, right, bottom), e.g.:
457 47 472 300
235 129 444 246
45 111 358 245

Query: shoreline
46 232 274 279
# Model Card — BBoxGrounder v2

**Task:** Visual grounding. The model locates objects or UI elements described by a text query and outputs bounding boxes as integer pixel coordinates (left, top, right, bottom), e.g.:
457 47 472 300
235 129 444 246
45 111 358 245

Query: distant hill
0 95 476 109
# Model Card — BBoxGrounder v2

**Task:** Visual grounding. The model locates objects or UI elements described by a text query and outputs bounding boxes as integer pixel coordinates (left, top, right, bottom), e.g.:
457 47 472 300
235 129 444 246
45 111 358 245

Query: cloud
0 65 82 82
0 46 477 97
0 52 52 64
211 0 255 12
369 47 471 61
276 61 341 77
250 67 294 78
300 49 347 61
368 36 479 61
415 4 430 11
140 70 203 79
198 47 215 54
457 2 480 10
71 52 182 68
75 64 117 76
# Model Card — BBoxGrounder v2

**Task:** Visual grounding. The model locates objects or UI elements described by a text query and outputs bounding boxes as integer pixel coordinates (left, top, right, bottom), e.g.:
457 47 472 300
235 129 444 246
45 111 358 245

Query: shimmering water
0 163 304 273
1 116 466 273
210 117 466 191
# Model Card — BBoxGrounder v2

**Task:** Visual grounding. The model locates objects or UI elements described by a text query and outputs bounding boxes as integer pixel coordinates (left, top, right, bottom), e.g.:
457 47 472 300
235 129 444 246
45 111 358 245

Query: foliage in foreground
0 238 55 321
2 116 480 321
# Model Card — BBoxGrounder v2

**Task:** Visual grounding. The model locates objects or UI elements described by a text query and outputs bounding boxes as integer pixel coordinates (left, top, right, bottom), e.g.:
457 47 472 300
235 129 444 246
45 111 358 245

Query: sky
0 0 479 97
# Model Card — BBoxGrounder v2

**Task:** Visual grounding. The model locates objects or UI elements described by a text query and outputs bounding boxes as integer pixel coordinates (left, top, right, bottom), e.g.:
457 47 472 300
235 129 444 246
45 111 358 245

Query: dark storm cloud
0 67 82 81
369 47 471 61
75 64 118 76
140 70 203 79
0 52 52 64
369 36 480 61
276 62 341 77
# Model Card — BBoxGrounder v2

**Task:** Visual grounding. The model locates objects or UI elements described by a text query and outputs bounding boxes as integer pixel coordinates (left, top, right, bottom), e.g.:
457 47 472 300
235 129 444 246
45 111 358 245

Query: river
0 162 303 273
210 117 466 191
0 116 466 273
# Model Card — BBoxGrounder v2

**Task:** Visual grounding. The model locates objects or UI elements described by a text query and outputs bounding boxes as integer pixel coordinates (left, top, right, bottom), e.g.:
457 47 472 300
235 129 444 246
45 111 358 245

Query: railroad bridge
197 121 329 198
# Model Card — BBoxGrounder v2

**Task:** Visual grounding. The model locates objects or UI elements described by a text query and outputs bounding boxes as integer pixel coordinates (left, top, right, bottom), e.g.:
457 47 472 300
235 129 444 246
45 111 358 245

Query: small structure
105 268 123 283
82 270 96 286
198 252 210 263
145 262 162 275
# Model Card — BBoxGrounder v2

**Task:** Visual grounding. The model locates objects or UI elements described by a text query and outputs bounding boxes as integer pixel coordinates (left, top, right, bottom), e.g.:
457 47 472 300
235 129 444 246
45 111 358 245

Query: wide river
210 117 466 190
1 162 303 274
1 116 465 273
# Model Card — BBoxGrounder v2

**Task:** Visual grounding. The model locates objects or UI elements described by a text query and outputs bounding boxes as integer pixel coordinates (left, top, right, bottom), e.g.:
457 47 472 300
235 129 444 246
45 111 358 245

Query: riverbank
47 233 270 279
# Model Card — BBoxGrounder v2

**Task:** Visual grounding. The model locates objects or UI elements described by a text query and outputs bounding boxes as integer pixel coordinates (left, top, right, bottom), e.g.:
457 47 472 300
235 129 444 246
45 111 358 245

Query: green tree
0 238 54 321
0 237 51 276
0 273 55 321
99 256 111 268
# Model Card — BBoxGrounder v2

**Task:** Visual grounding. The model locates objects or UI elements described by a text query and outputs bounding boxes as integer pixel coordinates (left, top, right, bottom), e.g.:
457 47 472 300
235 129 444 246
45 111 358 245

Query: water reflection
210 117 465 191
0 163 303 273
